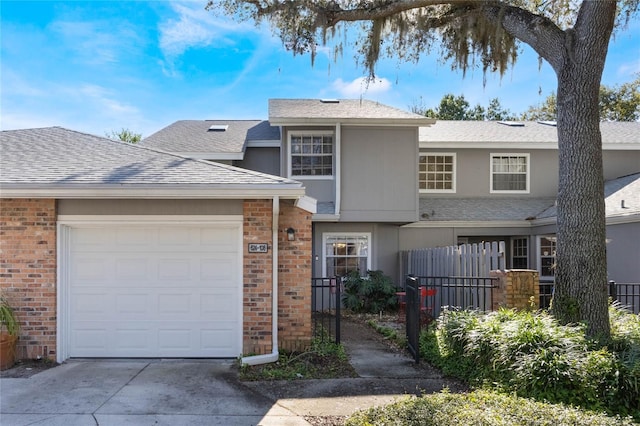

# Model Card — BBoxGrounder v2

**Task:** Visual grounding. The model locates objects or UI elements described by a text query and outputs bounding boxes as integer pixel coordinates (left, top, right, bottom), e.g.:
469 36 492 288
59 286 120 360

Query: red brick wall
243 200 274 354
278 200 312 352
0 199 57 360
242 199 312 355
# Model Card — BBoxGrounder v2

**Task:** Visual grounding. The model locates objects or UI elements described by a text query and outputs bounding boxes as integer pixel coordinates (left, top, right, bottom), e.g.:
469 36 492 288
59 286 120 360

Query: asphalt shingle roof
419 121 640 146
0 127 300 189
141 120 279 154
269 99 434 125
419 197 556 222
536 172 640 219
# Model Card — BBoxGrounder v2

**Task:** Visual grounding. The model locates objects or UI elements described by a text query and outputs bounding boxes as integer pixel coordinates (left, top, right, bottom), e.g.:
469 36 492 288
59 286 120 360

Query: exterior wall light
286 228 296 241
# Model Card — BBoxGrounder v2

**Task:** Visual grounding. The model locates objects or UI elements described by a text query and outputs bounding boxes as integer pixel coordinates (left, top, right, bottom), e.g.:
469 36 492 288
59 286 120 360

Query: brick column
243 200 273 355
490 269 540 311
277 200 312 352
0 199 57 360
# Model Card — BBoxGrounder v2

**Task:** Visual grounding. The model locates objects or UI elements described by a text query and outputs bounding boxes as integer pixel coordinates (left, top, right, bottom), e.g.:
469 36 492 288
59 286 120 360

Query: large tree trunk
550 3 616 339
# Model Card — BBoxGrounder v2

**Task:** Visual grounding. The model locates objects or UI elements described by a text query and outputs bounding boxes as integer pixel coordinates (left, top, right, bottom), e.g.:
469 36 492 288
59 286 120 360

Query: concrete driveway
0 359 308 426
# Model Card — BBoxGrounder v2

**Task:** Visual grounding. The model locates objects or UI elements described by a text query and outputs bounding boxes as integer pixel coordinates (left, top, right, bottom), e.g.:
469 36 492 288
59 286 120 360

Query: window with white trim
419 153 456 192
538 235 556 281
323 233 371 277
490 153 530 193
511 237 528 269
289 132 333 177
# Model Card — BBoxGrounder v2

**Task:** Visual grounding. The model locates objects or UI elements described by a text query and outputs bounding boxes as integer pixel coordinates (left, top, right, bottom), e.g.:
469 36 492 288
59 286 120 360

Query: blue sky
1 1 639 138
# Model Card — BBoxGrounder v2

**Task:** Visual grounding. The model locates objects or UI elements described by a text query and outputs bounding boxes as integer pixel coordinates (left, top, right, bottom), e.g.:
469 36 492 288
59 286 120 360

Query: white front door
62 220 242 358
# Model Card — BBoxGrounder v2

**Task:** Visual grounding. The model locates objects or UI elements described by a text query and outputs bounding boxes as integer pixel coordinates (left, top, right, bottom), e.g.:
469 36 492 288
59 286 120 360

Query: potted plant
0 294 19 370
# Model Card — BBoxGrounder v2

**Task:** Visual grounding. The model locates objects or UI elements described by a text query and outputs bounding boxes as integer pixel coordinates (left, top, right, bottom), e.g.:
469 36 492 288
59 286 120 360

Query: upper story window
419 153 456 193
289 132 333 178
490 153 530 193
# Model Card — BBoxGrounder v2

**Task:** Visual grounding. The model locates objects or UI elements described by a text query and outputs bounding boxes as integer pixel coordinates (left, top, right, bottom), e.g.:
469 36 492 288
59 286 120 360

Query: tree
106 128 142 144
521 92 558 121
522 75 640 121
414 94 516 120
209 0 639 338
599 74 640 121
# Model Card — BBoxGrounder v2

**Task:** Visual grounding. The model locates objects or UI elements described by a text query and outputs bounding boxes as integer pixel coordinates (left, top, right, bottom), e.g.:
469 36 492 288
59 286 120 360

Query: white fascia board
401 220 534 228
418 141 640 150
175 152 245 160
270 118 435 127
246 140 281 148
295 195 317 214
0 186 306 199
312 213 340 222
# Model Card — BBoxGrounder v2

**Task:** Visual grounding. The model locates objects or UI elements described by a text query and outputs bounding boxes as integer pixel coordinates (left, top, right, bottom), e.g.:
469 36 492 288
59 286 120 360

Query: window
419 153 456 192
490 153 530 193
511 237 529 269
538 235 557 281
323 233 371 277
289 132 333 177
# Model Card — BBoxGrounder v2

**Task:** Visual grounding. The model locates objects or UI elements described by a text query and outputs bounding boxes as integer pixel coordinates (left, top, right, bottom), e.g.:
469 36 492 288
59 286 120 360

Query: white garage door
67 223 242 358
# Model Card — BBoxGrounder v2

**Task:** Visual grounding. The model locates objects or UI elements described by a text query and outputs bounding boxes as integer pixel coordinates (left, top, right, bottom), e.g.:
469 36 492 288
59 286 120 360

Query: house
144 102 640 285
408 120 640 284
0 127 315 364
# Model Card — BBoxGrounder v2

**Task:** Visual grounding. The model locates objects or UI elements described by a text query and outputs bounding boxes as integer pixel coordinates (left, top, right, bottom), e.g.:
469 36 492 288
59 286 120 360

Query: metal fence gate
405 275 421 362
311 277 341 344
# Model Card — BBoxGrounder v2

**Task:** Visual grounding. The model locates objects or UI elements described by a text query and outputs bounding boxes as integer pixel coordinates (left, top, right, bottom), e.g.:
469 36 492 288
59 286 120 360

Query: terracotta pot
0 332 18 370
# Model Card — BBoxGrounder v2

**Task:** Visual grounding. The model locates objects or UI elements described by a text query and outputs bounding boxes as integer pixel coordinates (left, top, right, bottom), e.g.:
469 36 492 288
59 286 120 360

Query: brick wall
277 200 312 352
0 199 57 360
243 200 274 355
490 269 540 311
242 199 313 355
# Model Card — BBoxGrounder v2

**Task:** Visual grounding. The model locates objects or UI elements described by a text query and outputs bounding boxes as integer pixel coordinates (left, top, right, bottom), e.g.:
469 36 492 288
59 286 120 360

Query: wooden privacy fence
400 241 506 280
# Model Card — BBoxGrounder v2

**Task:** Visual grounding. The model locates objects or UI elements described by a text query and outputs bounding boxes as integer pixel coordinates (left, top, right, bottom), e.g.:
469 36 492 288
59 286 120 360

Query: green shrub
420 307 640 419
341 270 398 313
345 390 635 426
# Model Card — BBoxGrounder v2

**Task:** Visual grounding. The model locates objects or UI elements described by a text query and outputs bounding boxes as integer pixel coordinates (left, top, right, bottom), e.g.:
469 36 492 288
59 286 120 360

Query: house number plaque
248 243 269 253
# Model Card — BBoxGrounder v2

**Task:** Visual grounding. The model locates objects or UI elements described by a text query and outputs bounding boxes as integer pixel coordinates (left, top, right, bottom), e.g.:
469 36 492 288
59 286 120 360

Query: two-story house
143 100 640 284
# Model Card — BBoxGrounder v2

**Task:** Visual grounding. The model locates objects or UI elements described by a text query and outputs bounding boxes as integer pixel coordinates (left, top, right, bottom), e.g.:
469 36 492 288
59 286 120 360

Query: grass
239 336 357 381
419 305 640 420
345 389 636 426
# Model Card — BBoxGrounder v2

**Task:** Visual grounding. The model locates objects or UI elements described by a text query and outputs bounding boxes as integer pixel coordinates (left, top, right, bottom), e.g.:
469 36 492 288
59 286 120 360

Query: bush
341 270 398 313
345 390 635 426
420 306 640 419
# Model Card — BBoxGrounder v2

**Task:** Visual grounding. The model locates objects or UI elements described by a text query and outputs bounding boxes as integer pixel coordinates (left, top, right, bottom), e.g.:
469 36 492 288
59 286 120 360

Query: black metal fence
610 281 639 314
538 280 640 314
311 277 341 344
403 275 498 363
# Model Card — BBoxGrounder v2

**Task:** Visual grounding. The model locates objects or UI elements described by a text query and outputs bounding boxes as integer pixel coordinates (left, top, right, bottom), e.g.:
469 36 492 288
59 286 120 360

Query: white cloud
331 76 392 97
79 84 139 116
158 2 249 59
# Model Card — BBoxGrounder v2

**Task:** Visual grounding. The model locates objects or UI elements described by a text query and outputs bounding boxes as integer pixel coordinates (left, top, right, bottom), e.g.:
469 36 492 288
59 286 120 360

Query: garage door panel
67 223 241 358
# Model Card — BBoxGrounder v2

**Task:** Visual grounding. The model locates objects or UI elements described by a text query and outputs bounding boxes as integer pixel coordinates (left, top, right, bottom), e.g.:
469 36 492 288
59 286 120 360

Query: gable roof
0 127 304 199
419 121 640 150
536 172 640 221
141 120 279 160
269 98 435 126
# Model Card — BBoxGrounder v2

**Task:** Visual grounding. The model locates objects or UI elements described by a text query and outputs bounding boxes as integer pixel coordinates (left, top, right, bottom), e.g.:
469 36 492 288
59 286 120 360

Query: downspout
241 195 280 366
335 122 341 215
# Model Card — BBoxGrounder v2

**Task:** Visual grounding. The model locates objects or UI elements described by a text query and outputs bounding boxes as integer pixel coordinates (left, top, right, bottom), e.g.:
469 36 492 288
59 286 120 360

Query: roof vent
537 120 557 127
320 99 340 103
208 124 228 131
497 121 525 127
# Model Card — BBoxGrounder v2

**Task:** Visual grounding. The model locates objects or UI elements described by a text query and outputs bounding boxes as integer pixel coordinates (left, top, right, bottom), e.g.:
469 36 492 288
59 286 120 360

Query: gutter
241 195 280 366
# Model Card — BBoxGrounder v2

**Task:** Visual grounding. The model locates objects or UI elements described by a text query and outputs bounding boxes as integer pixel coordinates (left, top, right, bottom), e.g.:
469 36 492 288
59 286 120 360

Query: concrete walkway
0 319 464 426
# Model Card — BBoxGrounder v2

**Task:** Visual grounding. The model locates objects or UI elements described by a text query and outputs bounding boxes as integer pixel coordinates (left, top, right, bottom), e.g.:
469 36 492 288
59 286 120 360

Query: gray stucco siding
340 126 419 221
602 151 640 181
235 147 280 176
57 199 243 215
606 221 640 283
312 222 401 285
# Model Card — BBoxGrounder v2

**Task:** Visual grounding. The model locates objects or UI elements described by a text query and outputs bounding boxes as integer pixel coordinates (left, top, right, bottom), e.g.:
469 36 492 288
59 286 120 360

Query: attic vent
537 120 557 127
320 99 339 103
497 121 525 127
208 124 228 131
